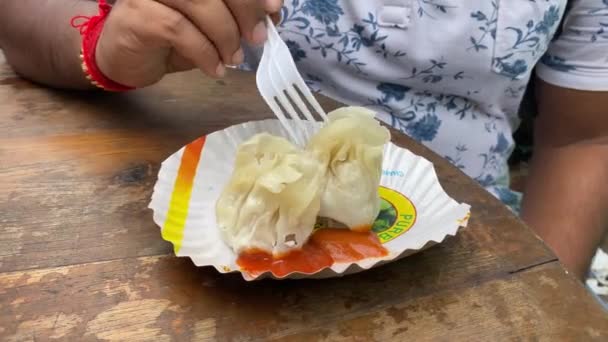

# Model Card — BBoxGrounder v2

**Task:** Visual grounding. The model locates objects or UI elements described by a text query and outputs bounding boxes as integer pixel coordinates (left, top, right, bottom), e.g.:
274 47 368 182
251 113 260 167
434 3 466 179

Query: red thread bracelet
71 0 134 92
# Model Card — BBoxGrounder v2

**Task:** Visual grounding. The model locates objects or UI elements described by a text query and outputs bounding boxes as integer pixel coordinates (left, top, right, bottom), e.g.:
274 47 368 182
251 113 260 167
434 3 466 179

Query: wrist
71 0 134 92
94 30 119 87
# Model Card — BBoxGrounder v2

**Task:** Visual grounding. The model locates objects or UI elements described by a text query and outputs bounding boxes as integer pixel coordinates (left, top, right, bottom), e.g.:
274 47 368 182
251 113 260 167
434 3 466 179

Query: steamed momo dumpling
307 107 390 231
216 133 326 256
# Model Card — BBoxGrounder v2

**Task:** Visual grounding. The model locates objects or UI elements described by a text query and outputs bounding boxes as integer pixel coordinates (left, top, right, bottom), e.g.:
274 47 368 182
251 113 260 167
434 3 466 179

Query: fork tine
256 15 327 144
266 97 301 144
285 85 317 122
269 58 309 133
274 87 307 133
293 79 328 121
266 16 327 122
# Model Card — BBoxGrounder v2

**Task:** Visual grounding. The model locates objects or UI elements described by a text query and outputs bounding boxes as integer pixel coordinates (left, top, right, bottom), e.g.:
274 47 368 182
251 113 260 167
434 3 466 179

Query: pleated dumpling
216 133 326 256
307 107 390 231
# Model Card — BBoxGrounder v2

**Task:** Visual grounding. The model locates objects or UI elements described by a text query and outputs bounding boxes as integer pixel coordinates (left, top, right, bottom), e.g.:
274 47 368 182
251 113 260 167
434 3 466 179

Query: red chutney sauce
236 228 388 278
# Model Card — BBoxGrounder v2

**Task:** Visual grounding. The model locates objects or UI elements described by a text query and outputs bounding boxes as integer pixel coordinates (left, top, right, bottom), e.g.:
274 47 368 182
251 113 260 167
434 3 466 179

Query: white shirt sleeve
536 0 608 91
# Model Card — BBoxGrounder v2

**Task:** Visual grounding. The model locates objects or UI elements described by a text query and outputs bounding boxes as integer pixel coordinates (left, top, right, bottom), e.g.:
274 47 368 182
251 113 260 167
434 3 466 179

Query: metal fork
256 16 327 145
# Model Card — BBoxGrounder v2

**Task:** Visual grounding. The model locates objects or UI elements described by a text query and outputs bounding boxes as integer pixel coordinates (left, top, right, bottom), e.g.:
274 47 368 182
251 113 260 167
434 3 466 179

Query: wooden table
1 53 607 341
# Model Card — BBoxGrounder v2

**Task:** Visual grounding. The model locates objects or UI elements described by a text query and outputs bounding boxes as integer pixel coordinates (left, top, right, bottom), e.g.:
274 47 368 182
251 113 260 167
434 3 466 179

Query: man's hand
97 0 282 87
0 0 282 89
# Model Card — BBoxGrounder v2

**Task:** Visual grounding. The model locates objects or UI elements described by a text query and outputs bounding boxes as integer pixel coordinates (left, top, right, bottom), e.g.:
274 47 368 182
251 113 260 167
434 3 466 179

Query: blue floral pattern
537 0 607 86
540 54 577 72
490 186 522 213
286 40 307 62
570 22 608 42
279 1 407 75
405 114 442 142
491 4 564 80
445 144 469 170
416 0 457 19
569 1 608 42
505 5 561 53
376 82 410 102
302 0 343 25
267 0 575 209
478 133 511 175
469 1 498 51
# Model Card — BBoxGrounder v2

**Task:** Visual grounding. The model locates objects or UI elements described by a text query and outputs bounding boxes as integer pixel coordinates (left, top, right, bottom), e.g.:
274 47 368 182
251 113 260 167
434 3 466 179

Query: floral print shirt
244 0 608 210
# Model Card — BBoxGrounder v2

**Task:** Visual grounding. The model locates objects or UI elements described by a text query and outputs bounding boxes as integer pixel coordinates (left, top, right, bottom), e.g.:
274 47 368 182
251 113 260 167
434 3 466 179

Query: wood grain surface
1 52 606 341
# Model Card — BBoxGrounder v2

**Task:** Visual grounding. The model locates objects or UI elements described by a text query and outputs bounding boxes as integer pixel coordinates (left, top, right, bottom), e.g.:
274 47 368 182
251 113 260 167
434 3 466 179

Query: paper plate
149 118 471 280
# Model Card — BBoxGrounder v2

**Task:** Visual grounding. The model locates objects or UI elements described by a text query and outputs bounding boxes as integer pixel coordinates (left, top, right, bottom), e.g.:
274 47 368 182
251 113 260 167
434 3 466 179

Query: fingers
166 52 196 73
114 0 223 79
224 0 267 45
154 0 242 65
261 0 284 13
260 1 284 28
269 11 281 25
144 1 225 77
99 0 283 85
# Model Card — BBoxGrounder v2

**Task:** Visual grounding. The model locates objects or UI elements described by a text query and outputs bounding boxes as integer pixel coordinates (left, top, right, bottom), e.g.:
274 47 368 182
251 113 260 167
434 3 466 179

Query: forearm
522 141 608 279
522 78 608 280
0 0 97 89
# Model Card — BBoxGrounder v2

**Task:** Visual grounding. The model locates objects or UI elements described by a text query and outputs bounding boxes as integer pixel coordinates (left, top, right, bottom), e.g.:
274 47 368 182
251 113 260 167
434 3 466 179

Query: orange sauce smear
236 228 388 278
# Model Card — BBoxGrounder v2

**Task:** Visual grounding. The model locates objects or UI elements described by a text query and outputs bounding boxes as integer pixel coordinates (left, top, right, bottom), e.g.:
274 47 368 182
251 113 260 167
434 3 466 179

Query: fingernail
216 63 226 77
232 48 244 65
252 21 268 45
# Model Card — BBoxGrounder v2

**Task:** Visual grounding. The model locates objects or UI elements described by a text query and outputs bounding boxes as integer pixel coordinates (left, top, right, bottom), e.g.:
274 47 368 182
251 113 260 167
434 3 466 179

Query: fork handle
265 16 282 43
